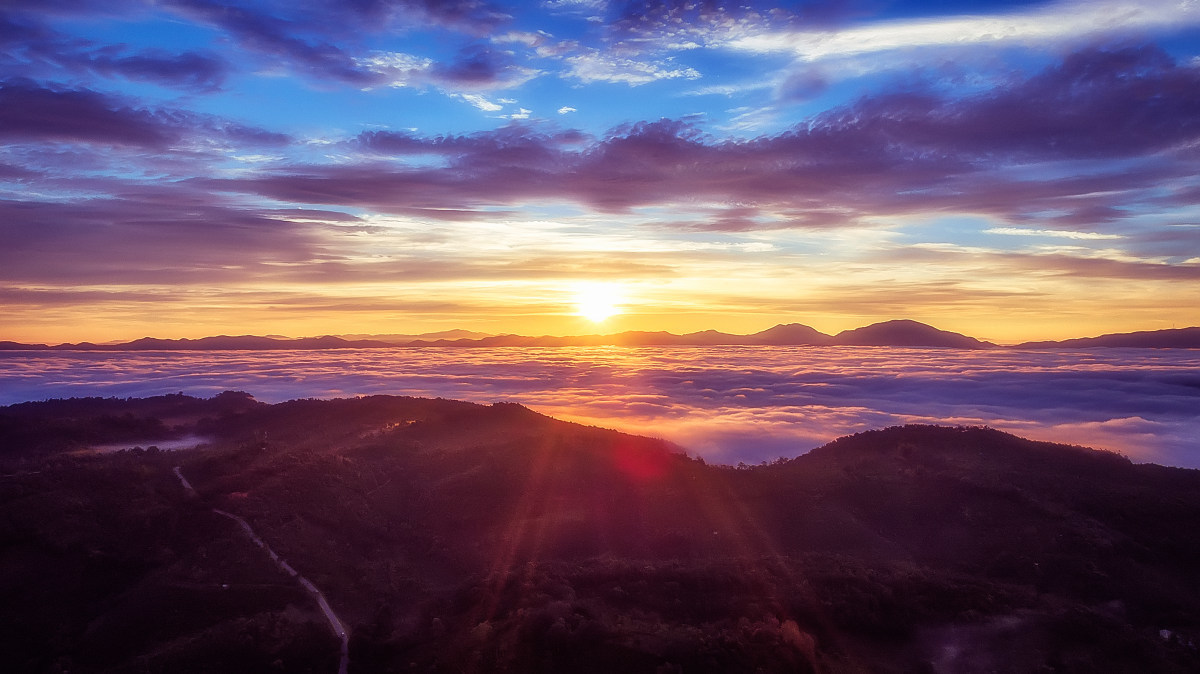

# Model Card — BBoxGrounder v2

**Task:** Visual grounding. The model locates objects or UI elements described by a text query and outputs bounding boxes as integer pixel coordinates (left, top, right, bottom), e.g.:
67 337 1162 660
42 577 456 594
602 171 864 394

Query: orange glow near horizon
1 269 1196 345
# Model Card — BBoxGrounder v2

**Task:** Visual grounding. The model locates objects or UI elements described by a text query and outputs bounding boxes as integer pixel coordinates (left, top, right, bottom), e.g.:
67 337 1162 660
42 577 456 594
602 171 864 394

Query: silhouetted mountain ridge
4 321 1195 352
1017 326 1200 349
3 321 1197 350
831 319 995 348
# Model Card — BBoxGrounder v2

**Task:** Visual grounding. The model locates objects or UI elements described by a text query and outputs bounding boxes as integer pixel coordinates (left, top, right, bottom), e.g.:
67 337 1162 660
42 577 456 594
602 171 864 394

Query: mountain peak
747 323 832 345
833 320 994 348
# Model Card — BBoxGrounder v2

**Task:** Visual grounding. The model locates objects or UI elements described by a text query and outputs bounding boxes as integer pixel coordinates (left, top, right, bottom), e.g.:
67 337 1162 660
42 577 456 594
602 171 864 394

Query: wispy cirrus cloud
985 227 1126 240
727 0 1200 60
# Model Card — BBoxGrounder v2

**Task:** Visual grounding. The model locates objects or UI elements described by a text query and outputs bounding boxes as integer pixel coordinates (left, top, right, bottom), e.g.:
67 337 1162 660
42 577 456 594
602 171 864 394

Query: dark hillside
756 425 1200 595
1 395 1198 673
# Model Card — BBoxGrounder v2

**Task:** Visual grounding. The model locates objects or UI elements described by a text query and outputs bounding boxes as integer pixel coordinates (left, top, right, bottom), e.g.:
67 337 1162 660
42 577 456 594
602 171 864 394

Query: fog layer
2 346 1196 466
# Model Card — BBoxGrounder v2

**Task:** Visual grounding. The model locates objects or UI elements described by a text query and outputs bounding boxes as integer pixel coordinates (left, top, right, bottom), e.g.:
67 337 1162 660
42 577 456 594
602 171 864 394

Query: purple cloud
0 185 322 285
168 0 375 85
161 0 515 88
0 79 180 148
203 45 1198 228
81 48 228 92
0 80 288 150
0 12 228 91
338 0 509 34
830 45 1200 161
432 43 523 88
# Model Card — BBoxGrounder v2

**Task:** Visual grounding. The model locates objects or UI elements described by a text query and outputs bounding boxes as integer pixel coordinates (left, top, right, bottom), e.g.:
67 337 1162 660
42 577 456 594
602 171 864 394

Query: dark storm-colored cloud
222 45 1200 226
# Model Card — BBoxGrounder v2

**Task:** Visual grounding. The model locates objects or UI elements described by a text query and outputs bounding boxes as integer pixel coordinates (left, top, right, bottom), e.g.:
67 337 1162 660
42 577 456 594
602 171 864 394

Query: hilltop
2 394 1199 672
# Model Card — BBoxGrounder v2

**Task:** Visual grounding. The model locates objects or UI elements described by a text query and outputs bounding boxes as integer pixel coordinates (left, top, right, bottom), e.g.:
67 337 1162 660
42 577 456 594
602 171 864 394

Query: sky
2 0 1199 344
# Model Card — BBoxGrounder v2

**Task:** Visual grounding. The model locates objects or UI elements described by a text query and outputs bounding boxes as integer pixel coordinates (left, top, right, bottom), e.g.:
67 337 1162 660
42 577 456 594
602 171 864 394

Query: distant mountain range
1015 326 1200 349
2 320 1197 350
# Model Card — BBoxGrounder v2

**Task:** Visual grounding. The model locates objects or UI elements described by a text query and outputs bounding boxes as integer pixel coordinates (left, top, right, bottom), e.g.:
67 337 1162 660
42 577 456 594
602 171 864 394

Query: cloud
0 14 229 92
82 49 228 91
355 51 435 87
430 43 540 90
775 68 828 103
564 49 701 85
885 245 1200 282
155 0 526 89
335 0 511 34
557 106 577 114
3 347 1197 468
457 93 504 111
204 45 1199 239
359 45 540 95
3 0 522 92
0 80 289 151
0 187 323 285
727 0 1200 61
985 227 1125 240
166 0 377 85
544 0 606 10
0 79 181 148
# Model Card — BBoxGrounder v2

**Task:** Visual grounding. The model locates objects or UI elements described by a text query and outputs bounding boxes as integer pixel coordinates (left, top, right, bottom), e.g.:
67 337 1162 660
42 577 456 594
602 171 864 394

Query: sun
573 282 623 323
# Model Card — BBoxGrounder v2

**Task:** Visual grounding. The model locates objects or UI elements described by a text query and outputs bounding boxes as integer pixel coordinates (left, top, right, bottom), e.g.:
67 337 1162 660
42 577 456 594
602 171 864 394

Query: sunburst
573 283 623 323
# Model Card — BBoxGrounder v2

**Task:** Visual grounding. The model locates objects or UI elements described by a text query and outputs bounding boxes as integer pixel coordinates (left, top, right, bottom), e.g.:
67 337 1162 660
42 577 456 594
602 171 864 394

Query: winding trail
172 466 195 495
174 467 350 674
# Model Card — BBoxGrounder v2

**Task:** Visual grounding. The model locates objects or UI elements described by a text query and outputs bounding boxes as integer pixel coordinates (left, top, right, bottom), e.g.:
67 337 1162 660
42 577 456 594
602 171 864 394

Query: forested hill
2 394 1199 673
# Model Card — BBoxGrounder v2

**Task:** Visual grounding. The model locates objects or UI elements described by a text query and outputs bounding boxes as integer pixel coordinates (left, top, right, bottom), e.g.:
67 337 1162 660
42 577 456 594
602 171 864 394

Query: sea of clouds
2 346 1197 467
